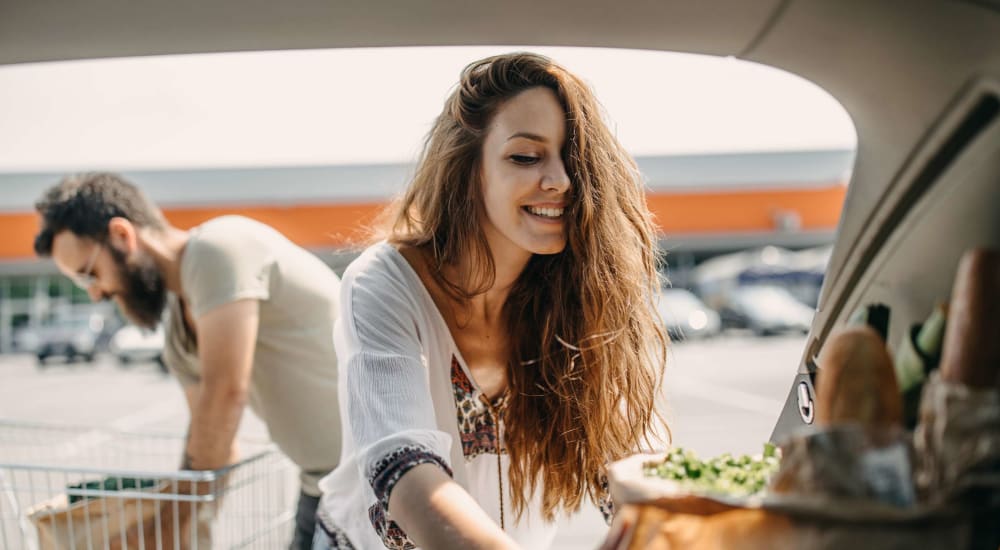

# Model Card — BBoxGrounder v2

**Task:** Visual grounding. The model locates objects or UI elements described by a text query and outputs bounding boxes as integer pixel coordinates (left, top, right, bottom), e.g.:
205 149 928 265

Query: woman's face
479 86 571 263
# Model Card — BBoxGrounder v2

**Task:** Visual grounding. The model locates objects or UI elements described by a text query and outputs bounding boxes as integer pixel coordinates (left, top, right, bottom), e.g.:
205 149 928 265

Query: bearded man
33 172 342 550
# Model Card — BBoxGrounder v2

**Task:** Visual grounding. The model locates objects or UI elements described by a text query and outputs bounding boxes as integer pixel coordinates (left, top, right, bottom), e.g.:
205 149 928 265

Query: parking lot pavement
0 333 806 549
0 353 268 438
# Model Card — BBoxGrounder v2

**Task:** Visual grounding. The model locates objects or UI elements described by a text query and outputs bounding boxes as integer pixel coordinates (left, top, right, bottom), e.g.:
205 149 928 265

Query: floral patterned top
317 242 611 549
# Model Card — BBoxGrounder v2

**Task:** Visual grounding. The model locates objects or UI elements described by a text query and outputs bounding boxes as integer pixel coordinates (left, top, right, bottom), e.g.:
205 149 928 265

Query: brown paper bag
28 480 214 550
602 500 797 550
602 443 980 550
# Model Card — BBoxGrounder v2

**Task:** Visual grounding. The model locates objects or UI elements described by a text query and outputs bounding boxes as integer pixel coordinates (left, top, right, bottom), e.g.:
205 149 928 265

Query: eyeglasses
69 243 102 290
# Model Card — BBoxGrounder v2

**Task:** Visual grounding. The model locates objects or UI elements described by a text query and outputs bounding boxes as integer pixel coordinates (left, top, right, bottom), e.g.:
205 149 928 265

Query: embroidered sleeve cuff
369 444 453 505
367 445 453 549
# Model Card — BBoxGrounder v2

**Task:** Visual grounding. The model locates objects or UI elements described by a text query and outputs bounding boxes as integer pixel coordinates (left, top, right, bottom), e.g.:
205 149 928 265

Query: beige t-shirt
163 215 341 495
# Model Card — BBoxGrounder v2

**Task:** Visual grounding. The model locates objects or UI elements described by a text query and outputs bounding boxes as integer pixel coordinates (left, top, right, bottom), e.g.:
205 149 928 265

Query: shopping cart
0 420 299 549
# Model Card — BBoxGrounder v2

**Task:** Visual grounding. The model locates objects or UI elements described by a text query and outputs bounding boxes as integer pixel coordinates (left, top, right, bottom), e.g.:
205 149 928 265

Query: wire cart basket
0 420 299 549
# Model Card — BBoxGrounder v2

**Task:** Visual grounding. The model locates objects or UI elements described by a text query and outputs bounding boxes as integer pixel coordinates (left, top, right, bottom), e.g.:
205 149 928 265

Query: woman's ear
107 217 138 253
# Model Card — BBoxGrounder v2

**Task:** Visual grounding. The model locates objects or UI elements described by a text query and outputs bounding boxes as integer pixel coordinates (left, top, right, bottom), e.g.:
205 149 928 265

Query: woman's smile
521 204 565 225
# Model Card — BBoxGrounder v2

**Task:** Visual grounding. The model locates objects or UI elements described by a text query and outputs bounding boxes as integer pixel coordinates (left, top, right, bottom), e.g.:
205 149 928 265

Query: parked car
720 285 814 336
109 325 167 371
693 246 830 311
13 327 42 354
655 288 721 341
33 314 105 365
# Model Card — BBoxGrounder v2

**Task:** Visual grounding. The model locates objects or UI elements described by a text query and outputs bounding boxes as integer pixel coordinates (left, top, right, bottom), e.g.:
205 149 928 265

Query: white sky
0 46 857 172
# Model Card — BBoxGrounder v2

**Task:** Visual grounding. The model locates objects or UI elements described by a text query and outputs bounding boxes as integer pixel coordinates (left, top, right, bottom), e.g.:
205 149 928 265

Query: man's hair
34 172 167 257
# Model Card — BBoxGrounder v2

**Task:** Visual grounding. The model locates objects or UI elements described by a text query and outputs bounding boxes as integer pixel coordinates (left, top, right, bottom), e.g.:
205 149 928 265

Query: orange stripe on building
646 185 845 233
0 185 846 260
163 203 384 250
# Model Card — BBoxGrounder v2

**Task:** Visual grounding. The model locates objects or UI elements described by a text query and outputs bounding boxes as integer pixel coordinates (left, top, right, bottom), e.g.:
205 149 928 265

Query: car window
0 49 855 542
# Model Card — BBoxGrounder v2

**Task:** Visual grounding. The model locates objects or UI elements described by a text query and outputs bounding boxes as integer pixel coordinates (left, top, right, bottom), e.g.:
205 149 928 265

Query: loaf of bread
815 325 902 428
602 503 796 550
940 248 1000 389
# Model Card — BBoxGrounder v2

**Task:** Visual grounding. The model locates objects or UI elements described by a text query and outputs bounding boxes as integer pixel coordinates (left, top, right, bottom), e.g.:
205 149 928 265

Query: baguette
815 325 902 428
940 248 1000 388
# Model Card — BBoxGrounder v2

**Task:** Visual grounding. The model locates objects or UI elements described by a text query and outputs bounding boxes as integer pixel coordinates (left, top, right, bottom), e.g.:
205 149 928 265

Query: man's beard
109 247 167 329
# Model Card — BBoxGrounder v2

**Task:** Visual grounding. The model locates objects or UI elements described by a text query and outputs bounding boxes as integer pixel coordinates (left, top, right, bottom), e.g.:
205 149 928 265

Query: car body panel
0 1 781 65
723 286 813 336
109 325 165 364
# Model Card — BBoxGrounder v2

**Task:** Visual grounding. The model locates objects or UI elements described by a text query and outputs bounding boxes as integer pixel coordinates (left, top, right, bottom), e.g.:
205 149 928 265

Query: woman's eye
510 154 540 165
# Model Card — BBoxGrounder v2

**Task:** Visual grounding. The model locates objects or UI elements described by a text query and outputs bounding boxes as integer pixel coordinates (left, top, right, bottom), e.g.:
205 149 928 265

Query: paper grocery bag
28 480 214 550
602 438 981 550
602 501 797 550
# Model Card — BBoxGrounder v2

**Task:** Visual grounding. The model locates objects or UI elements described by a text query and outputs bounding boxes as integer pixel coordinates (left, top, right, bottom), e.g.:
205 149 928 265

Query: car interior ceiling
2 0 999 434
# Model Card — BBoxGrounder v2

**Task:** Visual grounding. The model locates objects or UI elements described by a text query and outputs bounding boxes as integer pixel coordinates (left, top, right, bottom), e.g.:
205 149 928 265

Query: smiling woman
313 52 669 550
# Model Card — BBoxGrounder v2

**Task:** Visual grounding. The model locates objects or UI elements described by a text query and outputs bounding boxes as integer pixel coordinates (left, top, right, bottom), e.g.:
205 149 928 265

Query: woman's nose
542 159 571 193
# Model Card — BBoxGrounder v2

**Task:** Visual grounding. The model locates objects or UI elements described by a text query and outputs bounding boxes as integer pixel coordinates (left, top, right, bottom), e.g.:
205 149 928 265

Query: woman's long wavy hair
382 52 669 520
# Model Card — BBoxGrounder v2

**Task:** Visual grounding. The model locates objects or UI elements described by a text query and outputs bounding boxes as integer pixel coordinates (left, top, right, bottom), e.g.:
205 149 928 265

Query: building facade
0 149 852 352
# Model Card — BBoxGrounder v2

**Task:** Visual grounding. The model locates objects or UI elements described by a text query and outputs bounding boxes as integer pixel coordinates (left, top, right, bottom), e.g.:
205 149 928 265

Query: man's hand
183 298 259 471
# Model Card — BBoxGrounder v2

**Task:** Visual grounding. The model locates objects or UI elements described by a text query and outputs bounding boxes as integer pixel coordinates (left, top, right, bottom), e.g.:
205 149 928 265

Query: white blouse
317 242 562 549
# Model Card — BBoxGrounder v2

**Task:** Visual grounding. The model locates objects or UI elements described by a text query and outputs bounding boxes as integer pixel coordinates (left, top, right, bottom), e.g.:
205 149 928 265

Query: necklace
481 394 505 531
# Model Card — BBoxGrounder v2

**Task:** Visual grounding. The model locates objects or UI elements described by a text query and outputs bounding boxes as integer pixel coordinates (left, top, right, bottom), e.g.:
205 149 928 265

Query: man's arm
182 298 259 470
180 384 198 467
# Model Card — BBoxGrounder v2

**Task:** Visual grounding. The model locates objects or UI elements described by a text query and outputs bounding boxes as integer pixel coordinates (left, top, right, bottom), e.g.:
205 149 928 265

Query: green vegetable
67 477 158 504
642 444 781 497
